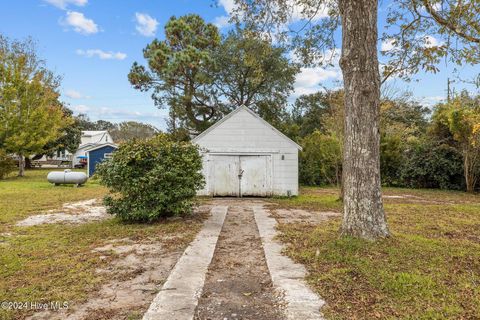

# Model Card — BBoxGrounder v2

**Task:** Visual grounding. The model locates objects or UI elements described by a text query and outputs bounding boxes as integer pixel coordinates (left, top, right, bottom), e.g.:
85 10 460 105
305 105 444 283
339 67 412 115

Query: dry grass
271 187 480 320
0 169 204 320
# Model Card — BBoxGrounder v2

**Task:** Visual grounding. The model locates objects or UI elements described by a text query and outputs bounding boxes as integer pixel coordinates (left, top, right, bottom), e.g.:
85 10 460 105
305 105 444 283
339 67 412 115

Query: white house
46 131 113 165
72 131 113 167
193 105 301 197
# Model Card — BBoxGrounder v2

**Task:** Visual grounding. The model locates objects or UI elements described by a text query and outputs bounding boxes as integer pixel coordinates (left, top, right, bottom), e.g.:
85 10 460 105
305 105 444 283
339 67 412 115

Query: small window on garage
104 153 113 159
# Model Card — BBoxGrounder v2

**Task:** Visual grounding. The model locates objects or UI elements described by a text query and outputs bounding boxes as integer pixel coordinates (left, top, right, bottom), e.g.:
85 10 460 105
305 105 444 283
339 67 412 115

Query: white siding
194 107 299 196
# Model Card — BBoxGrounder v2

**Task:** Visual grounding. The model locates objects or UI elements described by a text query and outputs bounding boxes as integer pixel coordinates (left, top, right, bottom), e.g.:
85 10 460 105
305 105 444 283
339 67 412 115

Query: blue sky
1 0 478 130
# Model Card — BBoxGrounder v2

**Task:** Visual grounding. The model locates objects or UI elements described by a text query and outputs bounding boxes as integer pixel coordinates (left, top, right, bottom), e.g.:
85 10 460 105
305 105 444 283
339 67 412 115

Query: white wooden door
240 155 270 197
210 155 240 196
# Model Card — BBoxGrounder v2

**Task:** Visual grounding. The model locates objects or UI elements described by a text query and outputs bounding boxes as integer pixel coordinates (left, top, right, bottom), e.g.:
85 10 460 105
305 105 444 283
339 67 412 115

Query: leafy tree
299 130 342 186
166 108 192 142
41 106 82 157
400 138 464 190
129 14 222 134
431 92 480 192
0 149 16 179
96 134 205 222
236 0 390 239
95 120 116 131
130 16 299 135
213 29 299 124
75 114 97 130
110 121 159 142
382 0 480 82
75 114 116 131
292 91 335 138
380 98 430 186
235 0 480 239
0 36 68 176
380 134 407 186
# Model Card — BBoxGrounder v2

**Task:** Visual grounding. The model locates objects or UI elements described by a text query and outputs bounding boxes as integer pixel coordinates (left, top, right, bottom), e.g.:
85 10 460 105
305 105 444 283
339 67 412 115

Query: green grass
0 169 204 320
0 169 107 231
272 187 480 320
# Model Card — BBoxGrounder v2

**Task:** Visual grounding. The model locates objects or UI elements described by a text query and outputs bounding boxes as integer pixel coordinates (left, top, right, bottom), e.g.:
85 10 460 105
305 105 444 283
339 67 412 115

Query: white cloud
62 11 98 35
135 13 158 37
71 104 90 113
213 15 230 29
381 38 397 52
296 67 340 85
420 2 442 13
293 67 341 97
290 49 342 97
290 1 331 23
76 49 127 60
44 0 87 10
64 89 83 99
419 95 445 106
218 0 237 14
423 35 442 48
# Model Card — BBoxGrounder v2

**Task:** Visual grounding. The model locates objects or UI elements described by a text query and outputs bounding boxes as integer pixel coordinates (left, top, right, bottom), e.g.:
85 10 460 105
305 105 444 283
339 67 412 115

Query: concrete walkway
254 206 325 320
143 206 228 320
143 201 325 320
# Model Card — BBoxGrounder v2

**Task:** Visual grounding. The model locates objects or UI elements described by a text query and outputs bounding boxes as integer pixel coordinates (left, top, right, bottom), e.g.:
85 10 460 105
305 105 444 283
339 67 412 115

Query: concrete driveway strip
143 205 228 320
253 206 326 320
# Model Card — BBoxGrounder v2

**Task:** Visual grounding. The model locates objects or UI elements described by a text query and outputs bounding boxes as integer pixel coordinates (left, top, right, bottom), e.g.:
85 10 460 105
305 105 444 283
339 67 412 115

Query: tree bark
339 0 390 240
464 151 474 193
18 154 25 177
25 157 32 169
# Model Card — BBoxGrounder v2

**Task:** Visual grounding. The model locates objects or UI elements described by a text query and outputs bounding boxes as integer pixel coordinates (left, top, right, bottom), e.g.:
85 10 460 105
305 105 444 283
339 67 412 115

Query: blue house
86 143 117 177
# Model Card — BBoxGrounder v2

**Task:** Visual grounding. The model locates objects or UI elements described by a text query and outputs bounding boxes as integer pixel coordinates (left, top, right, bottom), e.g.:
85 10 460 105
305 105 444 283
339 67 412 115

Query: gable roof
192 105 302 150
85 143 118 153
82 130 109 136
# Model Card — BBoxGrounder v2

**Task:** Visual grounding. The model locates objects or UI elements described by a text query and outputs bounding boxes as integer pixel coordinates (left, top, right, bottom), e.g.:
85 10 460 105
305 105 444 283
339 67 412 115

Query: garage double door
209 155 271 197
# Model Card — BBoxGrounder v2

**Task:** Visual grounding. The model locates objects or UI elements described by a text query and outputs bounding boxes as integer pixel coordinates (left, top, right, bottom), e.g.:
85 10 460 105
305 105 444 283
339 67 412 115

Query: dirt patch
27 237 184 320
16 199 109 227
272 208 340 224
25 205 211 320
195 202 285 320
382 194 455 205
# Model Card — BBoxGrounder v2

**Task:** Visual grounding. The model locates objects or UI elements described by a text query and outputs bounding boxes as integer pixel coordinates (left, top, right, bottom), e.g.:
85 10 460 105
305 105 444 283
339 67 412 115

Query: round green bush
0 150 16 179
96 134 205 222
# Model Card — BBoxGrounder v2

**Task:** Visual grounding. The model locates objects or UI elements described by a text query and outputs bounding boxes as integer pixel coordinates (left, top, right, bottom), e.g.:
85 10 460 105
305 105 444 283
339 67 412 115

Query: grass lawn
271 187 480 320
0 169 204 320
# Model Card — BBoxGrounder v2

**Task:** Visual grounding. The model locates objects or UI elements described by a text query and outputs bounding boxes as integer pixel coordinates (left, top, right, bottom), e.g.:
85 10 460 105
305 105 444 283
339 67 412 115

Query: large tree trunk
464 151 474 193
18 154 25 177
338 0 390 240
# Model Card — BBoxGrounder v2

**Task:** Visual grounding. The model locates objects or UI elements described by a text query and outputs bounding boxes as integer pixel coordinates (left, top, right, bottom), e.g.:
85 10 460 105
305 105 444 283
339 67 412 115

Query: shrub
96 134 205 222
380 134 405 187
400 139 464 190
299 131 342 186
0 150 16 179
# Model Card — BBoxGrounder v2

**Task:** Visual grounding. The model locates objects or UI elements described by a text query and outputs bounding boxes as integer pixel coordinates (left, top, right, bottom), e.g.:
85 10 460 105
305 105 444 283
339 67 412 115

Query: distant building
86 143 117 176
193 105 301 197
72 131 113 167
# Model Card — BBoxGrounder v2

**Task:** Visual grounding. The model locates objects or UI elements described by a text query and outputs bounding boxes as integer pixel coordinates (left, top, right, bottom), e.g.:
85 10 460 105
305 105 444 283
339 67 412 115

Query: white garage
193 105 301 197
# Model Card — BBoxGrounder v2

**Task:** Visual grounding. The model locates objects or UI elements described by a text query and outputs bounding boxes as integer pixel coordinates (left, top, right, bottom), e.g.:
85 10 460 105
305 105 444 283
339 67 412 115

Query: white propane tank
47 169 88 187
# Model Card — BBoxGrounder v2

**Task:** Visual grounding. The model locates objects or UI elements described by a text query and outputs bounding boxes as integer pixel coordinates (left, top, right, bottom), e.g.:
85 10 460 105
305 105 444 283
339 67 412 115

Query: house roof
82 130 109 137
85 143 118 153
192 105 302 150
77 142 97 150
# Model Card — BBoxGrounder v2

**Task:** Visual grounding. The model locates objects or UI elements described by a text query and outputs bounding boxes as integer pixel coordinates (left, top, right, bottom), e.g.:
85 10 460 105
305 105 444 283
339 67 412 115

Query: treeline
75 115 159 143
290 90 480 192
128 14 480 193
3 15 479 193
